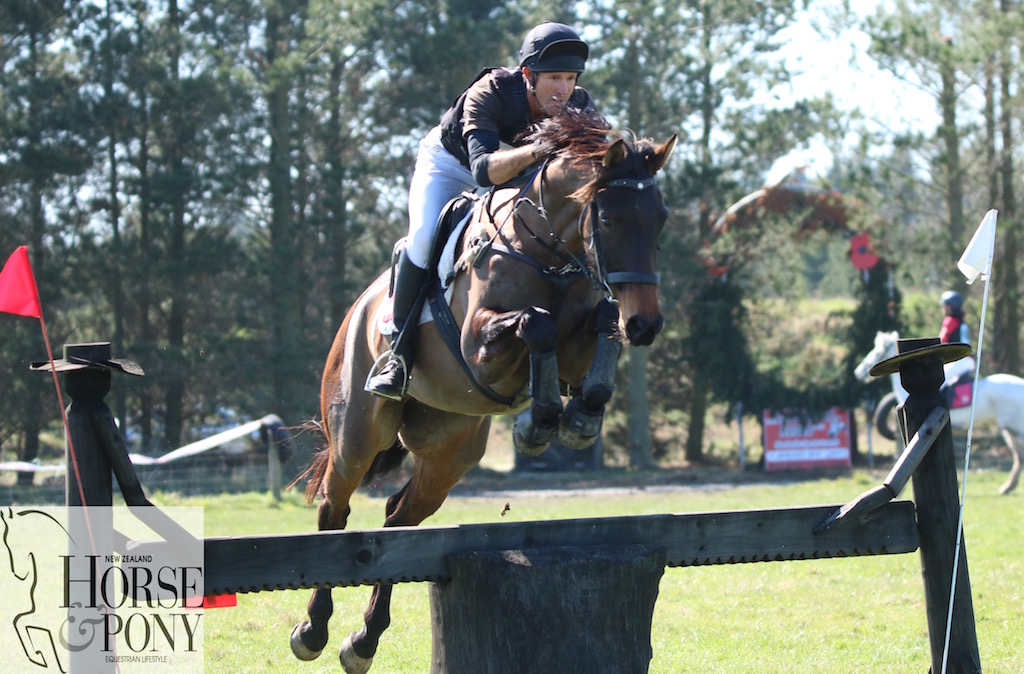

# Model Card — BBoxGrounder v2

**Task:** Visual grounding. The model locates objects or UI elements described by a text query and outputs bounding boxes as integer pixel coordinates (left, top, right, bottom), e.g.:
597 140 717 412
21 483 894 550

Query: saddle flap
377 198 477 336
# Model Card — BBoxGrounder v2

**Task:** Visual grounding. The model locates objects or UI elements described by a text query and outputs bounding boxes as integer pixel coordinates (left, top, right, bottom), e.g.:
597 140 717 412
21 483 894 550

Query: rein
478 162 591 285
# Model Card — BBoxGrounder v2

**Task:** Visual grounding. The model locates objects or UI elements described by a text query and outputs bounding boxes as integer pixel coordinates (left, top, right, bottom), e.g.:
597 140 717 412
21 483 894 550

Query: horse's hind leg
999 429 1021 495
340 411 489 673
292 407 401 662
290 466 358 661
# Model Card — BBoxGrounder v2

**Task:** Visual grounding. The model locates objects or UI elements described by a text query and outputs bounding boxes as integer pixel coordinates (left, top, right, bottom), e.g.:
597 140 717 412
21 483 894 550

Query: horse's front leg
511 307 563 455
560 299 623 449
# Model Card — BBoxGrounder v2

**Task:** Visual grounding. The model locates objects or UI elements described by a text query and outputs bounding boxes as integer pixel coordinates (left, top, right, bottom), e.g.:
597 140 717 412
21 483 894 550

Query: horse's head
854 330 900 382
521 111 676 346
584 134 676 345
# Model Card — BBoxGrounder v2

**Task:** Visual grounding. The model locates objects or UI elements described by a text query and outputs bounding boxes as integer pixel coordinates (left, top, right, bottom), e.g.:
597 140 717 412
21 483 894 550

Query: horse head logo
2 506 75 672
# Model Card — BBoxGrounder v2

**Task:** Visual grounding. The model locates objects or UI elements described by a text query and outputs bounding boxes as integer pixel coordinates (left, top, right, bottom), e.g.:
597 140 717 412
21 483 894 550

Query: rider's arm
467 130 538 187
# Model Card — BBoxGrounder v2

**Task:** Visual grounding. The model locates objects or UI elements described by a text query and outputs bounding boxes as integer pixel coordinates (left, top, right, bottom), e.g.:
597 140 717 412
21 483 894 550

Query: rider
939 290 975 386
366 22 597 400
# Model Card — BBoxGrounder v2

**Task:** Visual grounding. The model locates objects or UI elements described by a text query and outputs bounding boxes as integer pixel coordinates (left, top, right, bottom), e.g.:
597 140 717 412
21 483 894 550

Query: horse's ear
647 134 677 175
602 139 628 170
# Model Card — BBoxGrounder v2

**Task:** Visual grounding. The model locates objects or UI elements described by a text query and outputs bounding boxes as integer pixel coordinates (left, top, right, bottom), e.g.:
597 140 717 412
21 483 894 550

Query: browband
605 177 657 192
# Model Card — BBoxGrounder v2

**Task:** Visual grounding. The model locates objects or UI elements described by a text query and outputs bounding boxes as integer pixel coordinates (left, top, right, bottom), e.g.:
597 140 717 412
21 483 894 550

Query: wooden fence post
894 337 981 674
58 351 118 674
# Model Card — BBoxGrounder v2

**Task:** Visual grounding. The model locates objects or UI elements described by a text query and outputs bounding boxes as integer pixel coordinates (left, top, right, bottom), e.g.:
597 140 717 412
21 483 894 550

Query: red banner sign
762 408 852 471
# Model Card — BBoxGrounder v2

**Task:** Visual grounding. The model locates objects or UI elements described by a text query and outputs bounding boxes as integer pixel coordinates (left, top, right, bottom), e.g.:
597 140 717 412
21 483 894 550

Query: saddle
377 193 477 335
428 193 476 275
377 189 527 407
941 375 974 410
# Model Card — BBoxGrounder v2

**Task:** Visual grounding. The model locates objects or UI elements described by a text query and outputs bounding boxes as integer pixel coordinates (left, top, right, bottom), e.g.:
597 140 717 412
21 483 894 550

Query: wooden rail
196 501 918 594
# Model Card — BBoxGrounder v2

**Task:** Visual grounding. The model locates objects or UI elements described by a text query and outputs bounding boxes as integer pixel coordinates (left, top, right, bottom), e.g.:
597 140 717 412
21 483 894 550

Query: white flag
957 209 997 285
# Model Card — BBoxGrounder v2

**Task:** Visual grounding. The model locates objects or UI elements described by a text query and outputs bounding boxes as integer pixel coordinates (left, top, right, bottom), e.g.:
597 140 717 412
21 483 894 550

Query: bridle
584 176 662 289
477 159 662 301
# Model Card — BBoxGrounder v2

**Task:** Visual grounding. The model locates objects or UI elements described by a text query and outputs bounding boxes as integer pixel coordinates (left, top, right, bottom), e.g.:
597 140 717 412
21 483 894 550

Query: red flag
0 246 42 318
849 232 880 271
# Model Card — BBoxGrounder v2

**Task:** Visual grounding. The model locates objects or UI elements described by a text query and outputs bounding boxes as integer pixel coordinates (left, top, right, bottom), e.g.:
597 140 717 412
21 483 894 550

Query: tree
989 0 1020 374
667 0 812 462
862 0 1022 371
587 0 694 468
0 0 95 480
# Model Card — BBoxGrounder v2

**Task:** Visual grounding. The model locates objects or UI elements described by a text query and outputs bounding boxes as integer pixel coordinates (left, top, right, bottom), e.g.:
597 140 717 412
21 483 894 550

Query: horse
289 111 676 673
854 330 1023 495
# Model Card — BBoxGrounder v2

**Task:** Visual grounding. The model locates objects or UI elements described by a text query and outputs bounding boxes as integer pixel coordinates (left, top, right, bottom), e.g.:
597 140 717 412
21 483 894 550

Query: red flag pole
2 246 92 536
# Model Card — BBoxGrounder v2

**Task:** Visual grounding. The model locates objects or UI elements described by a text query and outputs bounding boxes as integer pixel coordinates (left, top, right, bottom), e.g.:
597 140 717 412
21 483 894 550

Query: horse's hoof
340 633 374 674
513 410 552 456
558 398 603 449
290 622 324 661
558 429 599 450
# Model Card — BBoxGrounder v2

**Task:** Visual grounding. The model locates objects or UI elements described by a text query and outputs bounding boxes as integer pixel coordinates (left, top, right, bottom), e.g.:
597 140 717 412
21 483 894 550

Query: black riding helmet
518 22 588 73
941 290 964 312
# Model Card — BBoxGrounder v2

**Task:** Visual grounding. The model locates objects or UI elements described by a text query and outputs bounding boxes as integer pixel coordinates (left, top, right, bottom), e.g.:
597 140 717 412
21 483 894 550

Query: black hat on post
31 342 144 377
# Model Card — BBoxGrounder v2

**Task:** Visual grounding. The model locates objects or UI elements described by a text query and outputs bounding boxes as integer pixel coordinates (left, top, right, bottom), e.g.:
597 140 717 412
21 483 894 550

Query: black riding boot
365 253 429 400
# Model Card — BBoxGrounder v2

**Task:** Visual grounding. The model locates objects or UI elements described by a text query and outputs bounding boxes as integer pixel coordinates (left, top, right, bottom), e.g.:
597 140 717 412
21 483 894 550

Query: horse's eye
600 215 614 229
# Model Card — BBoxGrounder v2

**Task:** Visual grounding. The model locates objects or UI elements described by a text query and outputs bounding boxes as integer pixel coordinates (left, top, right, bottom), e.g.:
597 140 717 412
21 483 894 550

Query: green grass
182 471 1023 673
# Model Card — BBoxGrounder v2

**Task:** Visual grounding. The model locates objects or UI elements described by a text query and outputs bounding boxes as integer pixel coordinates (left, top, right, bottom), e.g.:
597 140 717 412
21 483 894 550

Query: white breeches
405 126 477 270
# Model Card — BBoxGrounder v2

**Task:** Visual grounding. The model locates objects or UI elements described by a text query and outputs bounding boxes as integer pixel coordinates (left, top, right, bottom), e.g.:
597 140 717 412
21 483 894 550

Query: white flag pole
941 209 996 674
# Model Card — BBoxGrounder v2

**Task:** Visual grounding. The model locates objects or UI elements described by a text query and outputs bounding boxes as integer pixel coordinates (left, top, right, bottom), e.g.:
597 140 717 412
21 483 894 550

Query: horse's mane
525 108 615 162
523 108 658 203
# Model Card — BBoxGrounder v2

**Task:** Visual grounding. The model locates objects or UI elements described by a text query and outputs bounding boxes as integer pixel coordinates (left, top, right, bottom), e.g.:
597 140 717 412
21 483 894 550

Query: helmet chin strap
523 68 541 103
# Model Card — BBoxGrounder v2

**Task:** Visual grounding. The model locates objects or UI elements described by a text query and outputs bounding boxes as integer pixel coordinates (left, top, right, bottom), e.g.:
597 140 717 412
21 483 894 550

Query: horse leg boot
512 308 563 455
561 300 622 449
365 252 429 400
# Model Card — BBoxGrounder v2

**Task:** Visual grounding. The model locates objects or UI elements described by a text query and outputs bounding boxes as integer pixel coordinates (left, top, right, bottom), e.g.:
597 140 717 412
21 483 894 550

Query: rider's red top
940 315 963 343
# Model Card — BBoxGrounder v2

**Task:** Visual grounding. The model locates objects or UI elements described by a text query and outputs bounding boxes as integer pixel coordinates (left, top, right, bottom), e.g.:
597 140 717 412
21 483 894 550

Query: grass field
160 466 1024 673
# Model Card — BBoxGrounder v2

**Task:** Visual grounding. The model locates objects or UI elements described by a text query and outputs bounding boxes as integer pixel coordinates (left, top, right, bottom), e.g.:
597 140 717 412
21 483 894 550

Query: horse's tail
290 420 409 503
360 440 409 487
284 419 331 505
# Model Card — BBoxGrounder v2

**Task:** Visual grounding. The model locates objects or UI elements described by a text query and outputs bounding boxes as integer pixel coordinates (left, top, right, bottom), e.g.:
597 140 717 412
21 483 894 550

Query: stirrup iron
364 350 409 400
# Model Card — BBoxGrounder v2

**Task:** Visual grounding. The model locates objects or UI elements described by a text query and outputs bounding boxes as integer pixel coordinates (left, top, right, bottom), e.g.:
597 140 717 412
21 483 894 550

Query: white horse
855 330 1022 495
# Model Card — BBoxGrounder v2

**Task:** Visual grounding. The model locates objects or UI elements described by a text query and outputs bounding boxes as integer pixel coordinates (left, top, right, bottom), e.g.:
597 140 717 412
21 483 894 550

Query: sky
765 2 941 185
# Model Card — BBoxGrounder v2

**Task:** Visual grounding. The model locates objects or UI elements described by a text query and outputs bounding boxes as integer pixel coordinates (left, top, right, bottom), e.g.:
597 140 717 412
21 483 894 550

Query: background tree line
1 0 1020 477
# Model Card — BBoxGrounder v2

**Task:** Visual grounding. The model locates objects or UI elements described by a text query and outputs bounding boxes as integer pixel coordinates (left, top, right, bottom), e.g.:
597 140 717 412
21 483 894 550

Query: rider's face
524 69 579 118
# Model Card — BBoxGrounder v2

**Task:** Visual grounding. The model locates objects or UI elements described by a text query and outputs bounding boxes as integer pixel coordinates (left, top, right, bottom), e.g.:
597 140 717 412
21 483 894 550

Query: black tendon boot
365 253 429 400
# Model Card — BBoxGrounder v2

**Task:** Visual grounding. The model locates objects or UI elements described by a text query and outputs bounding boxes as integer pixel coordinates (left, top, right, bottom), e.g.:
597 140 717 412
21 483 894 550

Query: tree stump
429 544 665 674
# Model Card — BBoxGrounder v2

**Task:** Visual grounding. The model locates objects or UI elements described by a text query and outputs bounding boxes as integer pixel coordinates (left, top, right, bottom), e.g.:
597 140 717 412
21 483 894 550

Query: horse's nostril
626 314 663 346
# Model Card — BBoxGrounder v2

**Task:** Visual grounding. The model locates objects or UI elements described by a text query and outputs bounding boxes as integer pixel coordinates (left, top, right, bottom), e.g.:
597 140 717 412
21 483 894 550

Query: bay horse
291 111 676 672
855 330 1023 495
